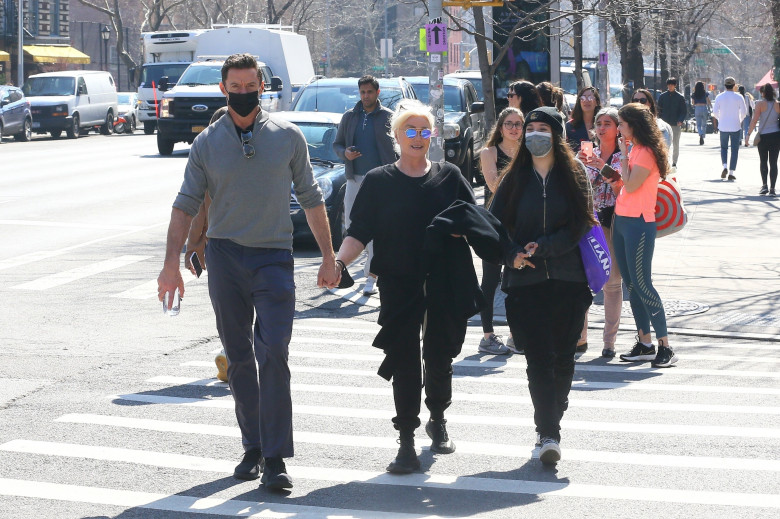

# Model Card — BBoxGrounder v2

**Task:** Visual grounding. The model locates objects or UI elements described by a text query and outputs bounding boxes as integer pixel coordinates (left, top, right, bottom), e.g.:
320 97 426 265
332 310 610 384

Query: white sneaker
539 437 561 464
363 276 377 295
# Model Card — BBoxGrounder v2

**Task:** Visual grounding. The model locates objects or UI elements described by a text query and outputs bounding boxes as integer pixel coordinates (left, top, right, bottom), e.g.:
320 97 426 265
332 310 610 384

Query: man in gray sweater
157 53 339 491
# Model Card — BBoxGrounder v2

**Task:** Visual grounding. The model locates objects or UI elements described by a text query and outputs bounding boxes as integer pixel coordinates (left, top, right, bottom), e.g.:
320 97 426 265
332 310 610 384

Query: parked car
406 76 486 184
289 77 417 113
274 111 347 248
0 86 33 142
23 71 118 139
115 92 139 133
445 70 486 101
610 84 626 108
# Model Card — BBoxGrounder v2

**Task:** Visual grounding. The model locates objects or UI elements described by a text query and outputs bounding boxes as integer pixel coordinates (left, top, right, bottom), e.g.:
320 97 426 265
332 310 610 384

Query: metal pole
326 2 331 76
17 0 23 86
597 0 609 103
428 0 444 164
383 0 388 78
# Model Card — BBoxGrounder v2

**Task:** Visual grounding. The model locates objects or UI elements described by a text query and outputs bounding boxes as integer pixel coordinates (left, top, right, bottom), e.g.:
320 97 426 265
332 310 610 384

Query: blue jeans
694 105 708 137
206 238 296 457
742 116 751 140
612 215 668 339
720 130 741 170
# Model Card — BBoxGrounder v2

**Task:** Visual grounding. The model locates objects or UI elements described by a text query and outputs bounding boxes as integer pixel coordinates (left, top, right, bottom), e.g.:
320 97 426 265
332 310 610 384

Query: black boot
426 418 456 454
387 429 420 474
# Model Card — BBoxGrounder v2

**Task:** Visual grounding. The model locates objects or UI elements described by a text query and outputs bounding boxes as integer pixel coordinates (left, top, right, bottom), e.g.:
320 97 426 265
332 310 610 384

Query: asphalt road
0 131 779 518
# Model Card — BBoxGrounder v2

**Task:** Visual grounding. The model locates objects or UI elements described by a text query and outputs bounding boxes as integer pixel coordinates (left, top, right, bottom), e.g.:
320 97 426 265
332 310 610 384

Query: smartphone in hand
600 164 620 181
190 251 203 278
580 141 593 159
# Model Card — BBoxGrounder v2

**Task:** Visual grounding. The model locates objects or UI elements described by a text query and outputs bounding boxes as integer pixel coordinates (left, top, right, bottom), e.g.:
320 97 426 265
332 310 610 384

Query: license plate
192 125 206 133
32 122 40 128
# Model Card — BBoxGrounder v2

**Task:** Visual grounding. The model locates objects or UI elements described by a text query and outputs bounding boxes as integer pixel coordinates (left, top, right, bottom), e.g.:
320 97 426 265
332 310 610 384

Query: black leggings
758 131 780 189
479 261 502 333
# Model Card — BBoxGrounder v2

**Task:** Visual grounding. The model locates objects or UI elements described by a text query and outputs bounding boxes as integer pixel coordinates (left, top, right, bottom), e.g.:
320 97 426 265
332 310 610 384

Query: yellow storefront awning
0 50 10 61
23 45 91 65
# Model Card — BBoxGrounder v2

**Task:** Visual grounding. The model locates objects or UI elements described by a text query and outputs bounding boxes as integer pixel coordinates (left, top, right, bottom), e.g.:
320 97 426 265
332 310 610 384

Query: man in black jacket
333 75 396 295
657 78 688 168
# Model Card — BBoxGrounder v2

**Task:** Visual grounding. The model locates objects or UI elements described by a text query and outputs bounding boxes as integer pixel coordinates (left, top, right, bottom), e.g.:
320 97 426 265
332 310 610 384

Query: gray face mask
525 131 553 157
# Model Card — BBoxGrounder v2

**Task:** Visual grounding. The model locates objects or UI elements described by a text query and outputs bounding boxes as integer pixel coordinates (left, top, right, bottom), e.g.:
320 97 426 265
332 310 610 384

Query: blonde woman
335 100 476 474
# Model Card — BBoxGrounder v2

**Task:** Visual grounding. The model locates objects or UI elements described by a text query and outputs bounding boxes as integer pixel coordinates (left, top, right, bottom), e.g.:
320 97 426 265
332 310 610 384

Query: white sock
730 170 735 175
723 164 728 169
641 341 653 347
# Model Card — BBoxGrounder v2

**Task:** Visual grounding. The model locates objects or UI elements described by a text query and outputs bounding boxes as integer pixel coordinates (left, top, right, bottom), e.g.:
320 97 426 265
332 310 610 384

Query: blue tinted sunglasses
405 128 432 139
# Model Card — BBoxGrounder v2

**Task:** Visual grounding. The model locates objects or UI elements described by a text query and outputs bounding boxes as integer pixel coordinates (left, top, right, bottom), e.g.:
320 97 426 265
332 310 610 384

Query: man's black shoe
234 447 264 480
261 457 293 490
426 418 456 454
699 136 704 145
387 431 420 473
575 342 588 353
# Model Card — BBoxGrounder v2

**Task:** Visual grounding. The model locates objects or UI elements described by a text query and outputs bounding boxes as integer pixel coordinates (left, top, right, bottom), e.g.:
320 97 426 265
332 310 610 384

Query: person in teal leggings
607 103 678 368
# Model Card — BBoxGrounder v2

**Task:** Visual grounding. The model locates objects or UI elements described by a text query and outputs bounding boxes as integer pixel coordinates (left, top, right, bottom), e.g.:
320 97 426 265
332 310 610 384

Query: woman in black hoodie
490 107 596 465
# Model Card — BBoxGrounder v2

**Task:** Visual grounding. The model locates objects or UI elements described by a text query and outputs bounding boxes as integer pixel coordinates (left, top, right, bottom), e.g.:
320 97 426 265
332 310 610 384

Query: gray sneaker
506 335 524 355
478 334 510 355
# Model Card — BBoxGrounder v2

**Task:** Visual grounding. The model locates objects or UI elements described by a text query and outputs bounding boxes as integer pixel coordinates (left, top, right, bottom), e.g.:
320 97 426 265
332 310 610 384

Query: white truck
155 24 315 155
137 30 205 134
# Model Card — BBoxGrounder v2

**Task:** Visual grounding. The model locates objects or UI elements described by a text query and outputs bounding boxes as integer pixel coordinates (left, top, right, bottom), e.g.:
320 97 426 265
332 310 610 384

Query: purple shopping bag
578 217 611 294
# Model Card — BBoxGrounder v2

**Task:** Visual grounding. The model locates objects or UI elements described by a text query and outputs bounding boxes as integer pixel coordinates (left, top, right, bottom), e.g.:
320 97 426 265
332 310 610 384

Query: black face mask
228 91 260 117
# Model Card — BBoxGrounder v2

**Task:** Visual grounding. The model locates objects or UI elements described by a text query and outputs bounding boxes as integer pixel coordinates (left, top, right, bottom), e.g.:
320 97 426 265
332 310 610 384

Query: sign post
426 0 445 164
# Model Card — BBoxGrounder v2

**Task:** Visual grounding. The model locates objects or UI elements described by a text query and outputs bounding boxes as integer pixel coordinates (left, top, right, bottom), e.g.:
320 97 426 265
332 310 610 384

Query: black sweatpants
376 277 454 432
505 280 592 442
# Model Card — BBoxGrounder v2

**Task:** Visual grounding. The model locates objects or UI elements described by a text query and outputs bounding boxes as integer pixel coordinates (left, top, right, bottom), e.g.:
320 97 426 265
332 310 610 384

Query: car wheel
157 132 175 155
100 111 114 135
15 118 32 141
66 114 80 139
460 145 474 184
50 130 62 139
472 146 485 186
0 123 4 143
329 186 346 250
143 121 156 135
127 116 136 134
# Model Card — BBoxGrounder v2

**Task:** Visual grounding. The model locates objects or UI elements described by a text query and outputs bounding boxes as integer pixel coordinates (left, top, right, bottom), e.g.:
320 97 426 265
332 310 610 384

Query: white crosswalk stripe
1 317 779 517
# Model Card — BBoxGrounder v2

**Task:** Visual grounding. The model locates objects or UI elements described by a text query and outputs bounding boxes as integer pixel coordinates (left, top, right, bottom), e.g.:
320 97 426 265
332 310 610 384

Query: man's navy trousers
206 238 295 458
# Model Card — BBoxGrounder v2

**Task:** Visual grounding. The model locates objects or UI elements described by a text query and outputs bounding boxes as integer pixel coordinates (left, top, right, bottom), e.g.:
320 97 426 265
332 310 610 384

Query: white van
23 71 118 139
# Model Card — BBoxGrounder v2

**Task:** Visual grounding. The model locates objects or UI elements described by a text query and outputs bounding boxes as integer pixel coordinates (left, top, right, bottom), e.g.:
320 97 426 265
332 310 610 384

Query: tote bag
655 176 687 238
578 216 611 294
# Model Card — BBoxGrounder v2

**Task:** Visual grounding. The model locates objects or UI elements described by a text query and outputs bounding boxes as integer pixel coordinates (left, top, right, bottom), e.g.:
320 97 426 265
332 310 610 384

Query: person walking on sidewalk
157 54 340 491
712 77 748 181
477 107 523 355
333 75 396 296
335 100 476 474
490 107 595 465
656 78 687 168
691 81 712 145
745 83 780 196
606 103 677 368
738 85 755 143
576 108 624 359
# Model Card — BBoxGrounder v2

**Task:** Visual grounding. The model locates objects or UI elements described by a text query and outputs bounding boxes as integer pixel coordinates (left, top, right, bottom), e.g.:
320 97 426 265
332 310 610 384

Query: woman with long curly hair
608 103 677 368
565 86 601 152
477 107 524 355
490 107 596 464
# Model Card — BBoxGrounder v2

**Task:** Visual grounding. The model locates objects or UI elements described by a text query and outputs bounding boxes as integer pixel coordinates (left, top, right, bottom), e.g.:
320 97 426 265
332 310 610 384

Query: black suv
407 77 486 183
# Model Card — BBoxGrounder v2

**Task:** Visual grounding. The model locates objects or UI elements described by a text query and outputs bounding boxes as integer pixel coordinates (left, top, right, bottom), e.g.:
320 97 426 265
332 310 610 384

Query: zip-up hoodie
489 161 590 290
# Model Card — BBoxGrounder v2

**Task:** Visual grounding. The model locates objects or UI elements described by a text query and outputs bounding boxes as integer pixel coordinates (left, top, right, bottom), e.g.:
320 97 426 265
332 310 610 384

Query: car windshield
139 63 190 88
117 94 134 104
177 65 222 86
292 122 341 163
294 83 404 112
411 84 463 112
22 77 75 97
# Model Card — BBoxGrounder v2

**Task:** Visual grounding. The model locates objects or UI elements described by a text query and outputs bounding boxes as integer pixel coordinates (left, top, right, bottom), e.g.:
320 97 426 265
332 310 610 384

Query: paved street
0 131 779 518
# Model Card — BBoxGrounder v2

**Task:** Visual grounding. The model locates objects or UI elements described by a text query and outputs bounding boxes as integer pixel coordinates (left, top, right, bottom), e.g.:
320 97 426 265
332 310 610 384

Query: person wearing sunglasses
565 87 602 153
477 107 524 356
490 107 596 465
630 89 672 151
335 99 476 474
158 53 340 491
507 80 543 116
